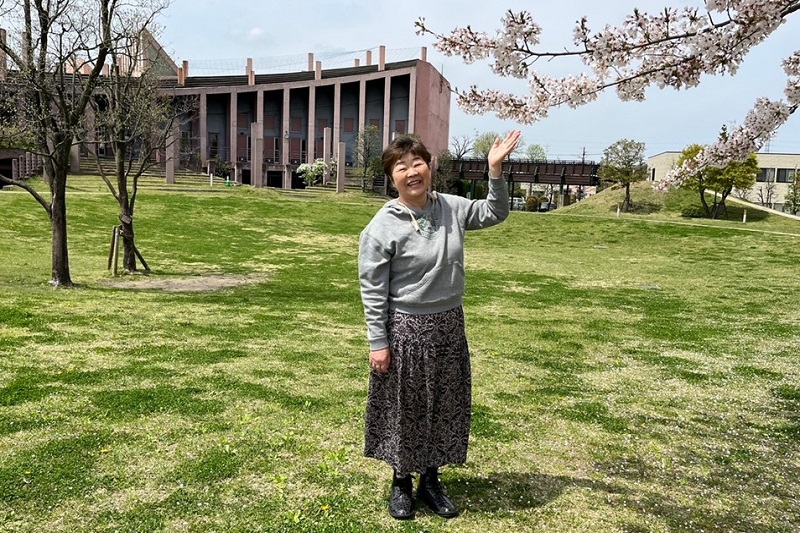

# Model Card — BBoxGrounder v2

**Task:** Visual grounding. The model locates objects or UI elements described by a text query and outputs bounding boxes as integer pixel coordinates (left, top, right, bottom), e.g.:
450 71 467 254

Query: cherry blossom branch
416 1 800 180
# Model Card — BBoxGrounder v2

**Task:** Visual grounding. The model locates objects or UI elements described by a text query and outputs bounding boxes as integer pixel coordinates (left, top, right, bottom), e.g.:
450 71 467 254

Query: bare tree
354 124 381 192
449 133 473 161
757 178 777 207
92 21 188 274
0 0 170 286
732 186 751 201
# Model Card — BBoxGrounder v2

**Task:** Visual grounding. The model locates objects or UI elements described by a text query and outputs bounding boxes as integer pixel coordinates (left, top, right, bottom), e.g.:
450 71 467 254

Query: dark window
369 119 380 128
394 120 406 134
209 132 219 158
756 168 775 182
290 116 302 132
180 131 193 153
290 138 302 163
237 133 249 160
343 118 355 133
264 136 276 161
777 168 793 183
264 115 276 130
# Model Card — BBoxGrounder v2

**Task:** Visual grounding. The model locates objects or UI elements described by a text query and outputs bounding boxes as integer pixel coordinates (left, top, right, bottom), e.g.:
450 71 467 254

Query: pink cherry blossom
416 1 800 185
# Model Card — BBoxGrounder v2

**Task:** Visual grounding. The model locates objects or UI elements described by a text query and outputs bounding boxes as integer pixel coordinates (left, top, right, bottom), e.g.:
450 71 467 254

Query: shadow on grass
0 370 54 407
610 482 797 532
610 201 663 215
0 430 117 510
773 384 800 442
92 386 225 418
443 471 621 514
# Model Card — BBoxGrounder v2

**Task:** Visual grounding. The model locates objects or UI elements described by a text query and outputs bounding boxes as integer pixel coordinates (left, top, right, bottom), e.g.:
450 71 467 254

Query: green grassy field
1 177 799 532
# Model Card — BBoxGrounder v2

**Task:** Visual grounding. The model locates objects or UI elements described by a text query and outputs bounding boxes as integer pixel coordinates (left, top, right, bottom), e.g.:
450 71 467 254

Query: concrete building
647 151 800 212
0 26 451 190
160 45 450 189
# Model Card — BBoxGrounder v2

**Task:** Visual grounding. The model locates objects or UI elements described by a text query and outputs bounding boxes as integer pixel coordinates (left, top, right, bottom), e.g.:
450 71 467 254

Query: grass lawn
1 177 799 532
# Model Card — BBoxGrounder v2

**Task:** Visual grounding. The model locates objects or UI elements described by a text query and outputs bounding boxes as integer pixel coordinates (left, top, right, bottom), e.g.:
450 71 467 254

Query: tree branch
0 173 52 216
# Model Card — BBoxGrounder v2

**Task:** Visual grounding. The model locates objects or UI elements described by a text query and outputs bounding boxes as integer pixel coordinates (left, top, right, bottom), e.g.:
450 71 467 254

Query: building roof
159 59 420 89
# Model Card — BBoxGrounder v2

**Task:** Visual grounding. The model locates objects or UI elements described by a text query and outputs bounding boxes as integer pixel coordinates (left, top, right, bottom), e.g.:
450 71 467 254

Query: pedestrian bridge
445 158 600 187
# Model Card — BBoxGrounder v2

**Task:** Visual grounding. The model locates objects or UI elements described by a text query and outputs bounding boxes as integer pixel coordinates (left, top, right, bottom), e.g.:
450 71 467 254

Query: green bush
681 205 706 218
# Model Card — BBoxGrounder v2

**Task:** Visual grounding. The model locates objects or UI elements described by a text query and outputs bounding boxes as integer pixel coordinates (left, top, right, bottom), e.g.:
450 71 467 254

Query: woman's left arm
464 130 522 230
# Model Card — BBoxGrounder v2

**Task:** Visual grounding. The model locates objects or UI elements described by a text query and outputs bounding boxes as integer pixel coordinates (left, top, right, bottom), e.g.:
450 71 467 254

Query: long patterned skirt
364 306 472 474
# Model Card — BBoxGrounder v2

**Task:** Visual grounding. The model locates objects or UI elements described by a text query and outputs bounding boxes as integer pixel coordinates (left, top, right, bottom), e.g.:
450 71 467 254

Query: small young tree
354 124 381 192
93 25 189 274
783 171 800 214
598 139 647 212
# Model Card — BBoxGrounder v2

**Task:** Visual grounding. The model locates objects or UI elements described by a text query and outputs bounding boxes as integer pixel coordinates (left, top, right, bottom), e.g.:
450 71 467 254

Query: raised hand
487 130 522 178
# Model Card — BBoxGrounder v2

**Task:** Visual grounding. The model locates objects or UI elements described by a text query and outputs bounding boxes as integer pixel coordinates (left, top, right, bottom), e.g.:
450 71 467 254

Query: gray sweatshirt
358 178 509 351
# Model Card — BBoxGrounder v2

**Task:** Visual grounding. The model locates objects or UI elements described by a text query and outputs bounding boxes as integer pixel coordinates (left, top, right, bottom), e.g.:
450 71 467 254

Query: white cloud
246 27 264 41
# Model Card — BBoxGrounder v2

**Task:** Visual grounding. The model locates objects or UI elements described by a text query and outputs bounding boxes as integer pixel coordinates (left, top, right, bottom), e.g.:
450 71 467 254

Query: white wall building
647 152 800 212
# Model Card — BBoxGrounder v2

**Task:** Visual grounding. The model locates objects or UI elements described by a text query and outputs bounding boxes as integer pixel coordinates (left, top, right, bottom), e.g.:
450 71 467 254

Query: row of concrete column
6 152 44 181
168 71 413 190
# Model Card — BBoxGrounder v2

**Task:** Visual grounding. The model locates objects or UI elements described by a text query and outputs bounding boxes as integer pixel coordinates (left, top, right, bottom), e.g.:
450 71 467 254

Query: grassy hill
559 181 800 233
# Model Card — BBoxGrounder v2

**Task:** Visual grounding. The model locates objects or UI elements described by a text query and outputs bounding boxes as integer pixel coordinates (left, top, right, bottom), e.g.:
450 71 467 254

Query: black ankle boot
417 467 459 518
388 473 415 520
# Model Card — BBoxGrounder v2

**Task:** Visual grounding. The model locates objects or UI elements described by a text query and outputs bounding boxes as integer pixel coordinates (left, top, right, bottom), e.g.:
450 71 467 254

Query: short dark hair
381 135 432 182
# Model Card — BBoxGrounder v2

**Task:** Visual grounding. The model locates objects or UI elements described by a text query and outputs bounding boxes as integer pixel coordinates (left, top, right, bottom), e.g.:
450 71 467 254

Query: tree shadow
442 470 623 513
443 467 798 530
628 201 663 214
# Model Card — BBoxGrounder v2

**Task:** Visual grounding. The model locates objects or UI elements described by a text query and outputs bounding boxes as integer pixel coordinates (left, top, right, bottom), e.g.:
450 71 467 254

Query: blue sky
158 1 800 160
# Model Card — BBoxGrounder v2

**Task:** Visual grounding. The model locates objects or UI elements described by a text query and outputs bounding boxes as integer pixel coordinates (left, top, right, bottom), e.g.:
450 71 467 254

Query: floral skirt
364 306 471 474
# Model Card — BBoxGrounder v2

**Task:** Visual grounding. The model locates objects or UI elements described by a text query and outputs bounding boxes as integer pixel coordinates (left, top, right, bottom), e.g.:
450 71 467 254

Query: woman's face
391 152 431 208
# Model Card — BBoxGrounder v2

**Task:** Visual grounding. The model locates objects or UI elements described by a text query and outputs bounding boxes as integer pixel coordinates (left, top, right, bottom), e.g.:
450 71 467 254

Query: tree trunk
622 182 632 212
50 168 73 287
115 148 139 273
120 217 137 272
699 186 711 217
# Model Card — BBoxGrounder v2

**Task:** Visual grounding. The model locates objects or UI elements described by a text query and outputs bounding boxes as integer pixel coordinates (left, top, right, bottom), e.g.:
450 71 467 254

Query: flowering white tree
416 1 800 187
296 158 336 187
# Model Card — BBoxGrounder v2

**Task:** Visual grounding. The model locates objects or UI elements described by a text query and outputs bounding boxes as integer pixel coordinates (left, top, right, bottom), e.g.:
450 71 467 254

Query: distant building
647 151 800 212
159 45 450 189
0 27 451 190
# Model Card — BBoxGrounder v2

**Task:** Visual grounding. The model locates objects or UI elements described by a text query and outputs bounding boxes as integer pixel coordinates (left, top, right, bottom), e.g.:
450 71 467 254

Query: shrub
681 205 706 218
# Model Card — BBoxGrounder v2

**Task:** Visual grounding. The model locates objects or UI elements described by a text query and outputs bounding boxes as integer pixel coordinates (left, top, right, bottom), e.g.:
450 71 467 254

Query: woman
358 130 521 520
